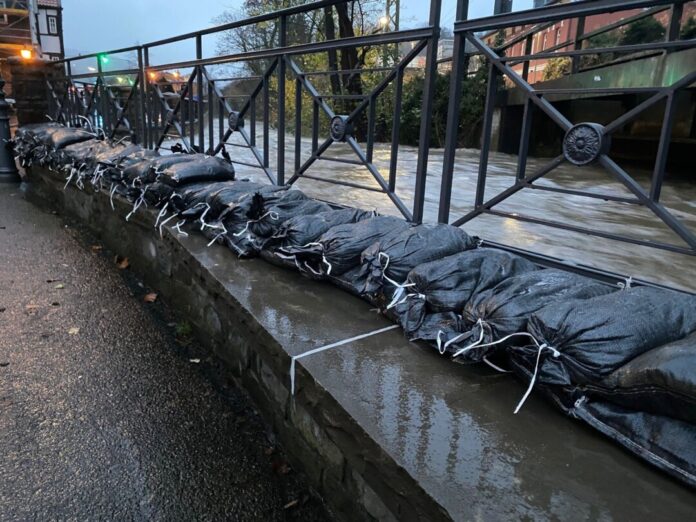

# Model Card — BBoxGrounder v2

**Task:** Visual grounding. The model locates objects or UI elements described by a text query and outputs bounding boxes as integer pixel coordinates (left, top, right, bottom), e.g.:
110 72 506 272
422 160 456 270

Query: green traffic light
99 54 109 65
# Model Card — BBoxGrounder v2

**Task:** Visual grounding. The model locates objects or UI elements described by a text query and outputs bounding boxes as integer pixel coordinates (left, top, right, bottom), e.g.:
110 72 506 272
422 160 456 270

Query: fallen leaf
25 304 40 315
189 358 201 364
54 283 65 290
143 293 158 303
91 245 103 253
283 500 299 510
115 256 129 269
68 327 80 335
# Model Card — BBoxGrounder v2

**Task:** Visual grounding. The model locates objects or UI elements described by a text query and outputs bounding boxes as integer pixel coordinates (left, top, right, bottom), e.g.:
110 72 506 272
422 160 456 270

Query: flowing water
166 130 696 293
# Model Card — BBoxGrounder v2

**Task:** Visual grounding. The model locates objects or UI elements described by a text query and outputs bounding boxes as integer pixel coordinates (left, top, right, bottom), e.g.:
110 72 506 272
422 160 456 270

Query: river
165 131 696 293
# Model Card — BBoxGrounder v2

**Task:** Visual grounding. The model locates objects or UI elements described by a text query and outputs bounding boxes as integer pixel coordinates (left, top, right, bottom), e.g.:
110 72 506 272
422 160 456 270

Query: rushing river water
165 131 696 293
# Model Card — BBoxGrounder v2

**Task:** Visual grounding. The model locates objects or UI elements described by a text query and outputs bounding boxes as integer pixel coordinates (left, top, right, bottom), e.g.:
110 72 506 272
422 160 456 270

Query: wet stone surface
0 184 330 521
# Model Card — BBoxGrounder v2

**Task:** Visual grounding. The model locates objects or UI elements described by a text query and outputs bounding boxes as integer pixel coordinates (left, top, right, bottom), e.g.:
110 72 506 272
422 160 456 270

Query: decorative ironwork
227 111 243 132
562 123 606 166
329 115 352 142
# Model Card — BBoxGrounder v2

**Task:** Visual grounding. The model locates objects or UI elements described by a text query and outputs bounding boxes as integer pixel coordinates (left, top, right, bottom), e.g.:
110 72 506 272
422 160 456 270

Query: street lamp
0 75 20 183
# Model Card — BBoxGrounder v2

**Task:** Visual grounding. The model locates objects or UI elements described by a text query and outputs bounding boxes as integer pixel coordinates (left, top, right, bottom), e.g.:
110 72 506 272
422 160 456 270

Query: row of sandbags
14 123 696 488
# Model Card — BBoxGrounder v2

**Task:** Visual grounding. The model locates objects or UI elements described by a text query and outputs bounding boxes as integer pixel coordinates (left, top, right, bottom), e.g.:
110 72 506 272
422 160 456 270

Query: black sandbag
584 331 696 425
202 182 288 222
514 286 696 389
268 208 374 250
157 155 235 187
453 269 615 362
286 216 411 277
60 139 112 164
357 224 478 301
171 181 240 216
41 127 95 149
392 249 539 339
249 192 331 239
573 398 696 488
122 158 161 184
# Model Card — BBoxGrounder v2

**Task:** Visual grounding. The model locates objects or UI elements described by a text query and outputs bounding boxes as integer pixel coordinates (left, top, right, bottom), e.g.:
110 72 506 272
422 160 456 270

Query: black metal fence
45 0 696 270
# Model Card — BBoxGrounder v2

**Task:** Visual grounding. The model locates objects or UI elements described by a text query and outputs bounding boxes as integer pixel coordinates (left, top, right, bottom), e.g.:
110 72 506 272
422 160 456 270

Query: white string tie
290 325 399 395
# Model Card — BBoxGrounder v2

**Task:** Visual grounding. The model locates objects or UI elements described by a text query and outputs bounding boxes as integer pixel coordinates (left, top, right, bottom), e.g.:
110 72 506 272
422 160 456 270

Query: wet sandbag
453 269 614 362
585 331 696 425
287 216 411 277
248 192 331 239
41 127 95 149
392 249 539 339
171 181 239 216
157 155 235 187
572 396 696 488
269 208 374 251
515 286 696 389
122 157 162 185
357 224 478 302
202 182 288 223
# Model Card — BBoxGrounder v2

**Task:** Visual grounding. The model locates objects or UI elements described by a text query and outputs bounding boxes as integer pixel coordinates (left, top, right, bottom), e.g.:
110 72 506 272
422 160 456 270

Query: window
48 16 58 35
542 33 548 50
556 28 562 45
0 1 8 25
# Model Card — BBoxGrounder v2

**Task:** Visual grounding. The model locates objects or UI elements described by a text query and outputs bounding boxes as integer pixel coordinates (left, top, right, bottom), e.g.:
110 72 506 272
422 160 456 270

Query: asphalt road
0 184 330 521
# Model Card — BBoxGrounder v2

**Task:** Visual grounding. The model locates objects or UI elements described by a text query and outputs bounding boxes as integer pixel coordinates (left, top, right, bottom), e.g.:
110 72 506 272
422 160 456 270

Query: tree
620 16 666 46
542 57 571 81
681 17 696 40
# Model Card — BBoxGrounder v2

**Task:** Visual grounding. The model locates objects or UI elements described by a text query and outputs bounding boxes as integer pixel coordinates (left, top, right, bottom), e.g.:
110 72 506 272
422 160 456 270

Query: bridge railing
46 0 444 223
439 0 696 260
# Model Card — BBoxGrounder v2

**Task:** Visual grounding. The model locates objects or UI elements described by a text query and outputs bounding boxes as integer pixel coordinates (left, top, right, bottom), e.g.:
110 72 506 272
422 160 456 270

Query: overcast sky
62 0 533 64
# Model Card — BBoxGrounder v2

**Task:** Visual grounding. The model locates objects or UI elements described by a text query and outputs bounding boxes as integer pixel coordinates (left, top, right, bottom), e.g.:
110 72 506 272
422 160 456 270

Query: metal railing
44 0 696 274
46 0 443 222
439 0 696 259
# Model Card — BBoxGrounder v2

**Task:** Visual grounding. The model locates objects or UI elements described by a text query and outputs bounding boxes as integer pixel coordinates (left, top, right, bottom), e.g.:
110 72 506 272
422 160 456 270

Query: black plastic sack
171 181 240 216
584 331 696 425
248 192 331 239
157 155 235 187
201 182 288 223
392 249 539 339
41 127 95 149
572 397 696 488
357 224 478 302
268 208 374 251
286 216 411 277
514 286 696 389
453 269 615 362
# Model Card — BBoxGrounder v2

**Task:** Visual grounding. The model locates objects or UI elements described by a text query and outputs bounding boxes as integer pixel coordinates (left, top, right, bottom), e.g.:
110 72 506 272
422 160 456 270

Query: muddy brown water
165 133 696 293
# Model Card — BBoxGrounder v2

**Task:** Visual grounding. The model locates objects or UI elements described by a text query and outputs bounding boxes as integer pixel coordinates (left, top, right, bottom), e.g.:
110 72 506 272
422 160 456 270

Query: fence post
412 0 443 223
277 15 287 185
0 75 20 183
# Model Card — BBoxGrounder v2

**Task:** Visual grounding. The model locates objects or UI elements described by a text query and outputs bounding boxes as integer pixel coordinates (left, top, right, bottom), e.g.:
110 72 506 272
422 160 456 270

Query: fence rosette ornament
562 123 608 166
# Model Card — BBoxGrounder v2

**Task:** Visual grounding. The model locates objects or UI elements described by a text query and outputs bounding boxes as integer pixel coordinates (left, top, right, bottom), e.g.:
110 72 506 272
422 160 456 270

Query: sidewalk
0 184 328 521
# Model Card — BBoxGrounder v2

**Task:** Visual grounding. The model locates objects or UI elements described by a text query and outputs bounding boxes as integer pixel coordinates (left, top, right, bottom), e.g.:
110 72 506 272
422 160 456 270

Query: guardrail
46 0 442 222
439 0 696 259
44 0 696 272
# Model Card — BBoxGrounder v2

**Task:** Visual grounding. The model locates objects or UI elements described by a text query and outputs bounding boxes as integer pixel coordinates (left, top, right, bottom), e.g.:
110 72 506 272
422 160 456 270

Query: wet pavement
0 184 330 521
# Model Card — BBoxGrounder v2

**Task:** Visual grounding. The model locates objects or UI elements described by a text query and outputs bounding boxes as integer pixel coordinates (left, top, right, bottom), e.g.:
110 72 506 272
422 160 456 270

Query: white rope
233 210 279 237
154 202 170 229
482 355 512 374
290 324 400 395
377 253 416 308
449 319 487 358
109 183 119 210
513 341 560 415
173 220 188 236
617 276 633 290
158 213 177 238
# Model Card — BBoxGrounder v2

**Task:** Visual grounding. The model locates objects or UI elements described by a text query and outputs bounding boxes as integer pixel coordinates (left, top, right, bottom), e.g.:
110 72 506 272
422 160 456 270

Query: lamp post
0 74 20 183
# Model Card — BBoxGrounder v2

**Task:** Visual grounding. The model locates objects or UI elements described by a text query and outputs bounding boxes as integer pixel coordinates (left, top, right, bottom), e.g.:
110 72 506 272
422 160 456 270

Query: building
32 0 64 61
484 1 696 84
0 0 63 61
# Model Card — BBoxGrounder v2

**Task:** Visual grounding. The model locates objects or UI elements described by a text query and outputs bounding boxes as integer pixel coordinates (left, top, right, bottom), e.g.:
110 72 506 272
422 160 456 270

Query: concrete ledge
26 167 696 520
